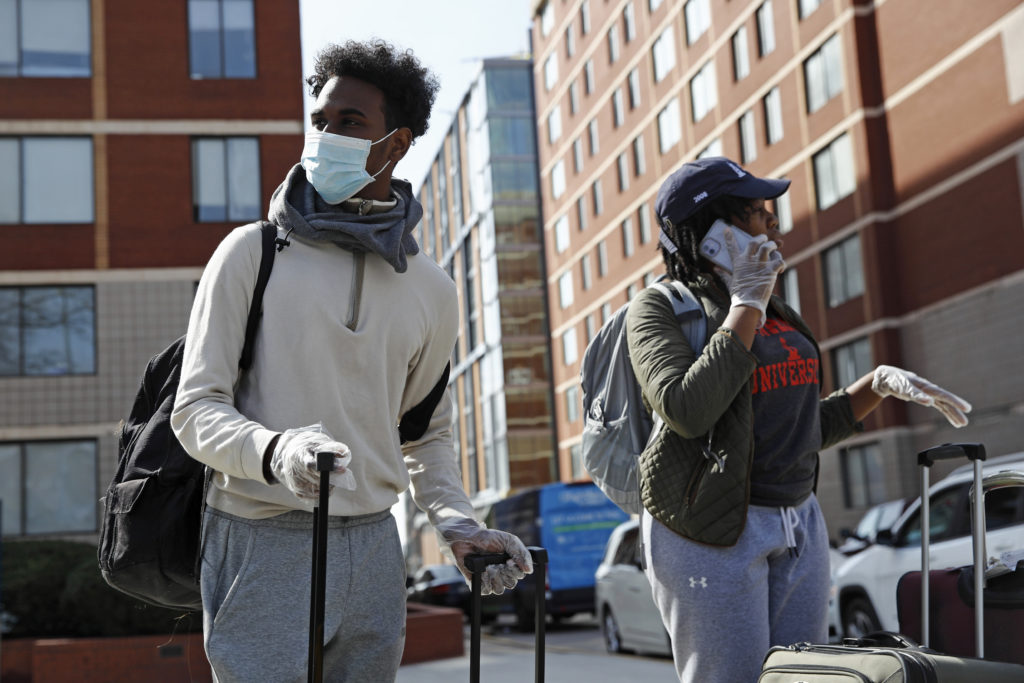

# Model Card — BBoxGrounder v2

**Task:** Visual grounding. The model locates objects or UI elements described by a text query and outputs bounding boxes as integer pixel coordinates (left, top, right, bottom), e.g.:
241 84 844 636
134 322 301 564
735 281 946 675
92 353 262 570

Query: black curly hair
306 39 440 140
659 195 755 282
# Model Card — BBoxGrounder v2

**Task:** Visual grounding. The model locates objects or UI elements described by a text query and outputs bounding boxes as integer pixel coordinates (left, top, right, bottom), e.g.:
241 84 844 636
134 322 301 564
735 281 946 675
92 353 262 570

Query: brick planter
2 603 463 681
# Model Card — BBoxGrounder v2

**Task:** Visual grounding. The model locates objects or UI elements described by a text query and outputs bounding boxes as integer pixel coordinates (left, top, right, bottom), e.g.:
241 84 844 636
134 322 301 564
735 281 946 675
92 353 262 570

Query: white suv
832 452 1024 638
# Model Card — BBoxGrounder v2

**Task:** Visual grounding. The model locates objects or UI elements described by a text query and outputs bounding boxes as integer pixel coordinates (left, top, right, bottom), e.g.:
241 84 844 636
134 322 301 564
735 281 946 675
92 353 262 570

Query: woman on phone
625 157 971 682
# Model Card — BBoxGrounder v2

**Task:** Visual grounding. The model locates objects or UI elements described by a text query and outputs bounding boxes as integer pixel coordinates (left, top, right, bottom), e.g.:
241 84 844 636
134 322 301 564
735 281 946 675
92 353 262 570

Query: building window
649 0 664 11
0 440 98 534
597 240 608 276
588 119 600 156
558 271 574 309
592 179 603 215
580 0 590 34
585 313 596 342
690 61 717 122
739 109 757 163
581 253 592 290
804 34 844 113
764 86 784 144
623 2 636 41
607 24 620 63
584 59 595 94
824 234 864 307
637 203 652 244
0 286 96 376
757 0 776 56
565 22 576 58
188 0 256 79
0 137 94 224
774 188 793 233
633 135 646 176
733 26 750 81
698 138 723 159
627 68 641 109
612 88 625 128
548 105 562 144
601 302 613 322
462 246 478 350
831 335 872 389
540 0 555 36
617 153 630 191
799 0 824 20
779 268 800 314
657 97 682 153
554 214 570 253
622 217 634 257
562 326 578 366
192 137 261 222
684 0 711 45
551 159 566 200
814 133 855 210
652 26 676 83
577 196 587 231
566 385 580 423
841 443 888 508
573 137 584 173
0 0 91 76
544 53 559 91
569 80 580 115
644 271 657 287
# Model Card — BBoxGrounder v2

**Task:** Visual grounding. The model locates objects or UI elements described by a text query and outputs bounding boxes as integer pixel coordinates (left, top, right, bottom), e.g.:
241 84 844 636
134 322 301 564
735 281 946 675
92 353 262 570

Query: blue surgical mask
300 128 396 204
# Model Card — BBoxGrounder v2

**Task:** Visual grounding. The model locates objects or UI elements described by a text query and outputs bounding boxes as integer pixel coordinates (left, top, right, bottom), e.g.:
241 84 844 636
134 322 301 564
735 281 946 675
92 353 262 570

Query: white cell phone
698 219 756 273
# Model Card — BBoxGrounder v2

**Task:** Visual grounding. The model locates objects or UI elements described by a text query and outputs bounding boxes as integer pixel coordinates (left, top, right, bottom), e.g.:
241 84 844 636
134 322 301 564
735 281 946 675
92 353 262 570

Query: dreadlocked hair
659 195 756 282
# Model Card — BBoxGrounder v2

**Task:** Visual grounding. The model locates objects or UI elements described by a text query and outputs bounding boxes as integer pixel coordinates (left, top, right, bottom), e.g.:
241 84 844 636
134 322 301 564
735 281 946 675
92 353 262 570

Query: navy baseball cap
655 157 790 227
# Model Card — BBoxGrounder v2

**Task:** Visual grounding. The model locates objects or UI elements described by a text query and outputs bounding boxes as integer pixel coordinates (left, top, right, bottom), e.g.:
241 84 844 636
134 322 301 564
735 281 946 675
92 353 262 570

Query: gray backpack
579 280 707 515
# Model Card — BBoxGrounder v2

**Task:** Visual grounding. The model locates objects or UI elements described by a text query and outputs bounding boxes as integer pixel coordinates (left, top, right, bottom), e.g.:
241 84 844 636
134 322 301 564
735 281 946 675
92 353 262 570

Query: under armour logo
688 576 707 588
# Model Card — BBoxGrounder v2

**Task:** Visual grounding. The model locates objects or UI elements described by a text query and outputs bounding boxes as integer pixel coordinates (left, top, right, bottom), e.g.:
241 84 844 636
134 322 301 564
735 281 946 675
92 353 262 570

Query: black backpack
98 222 279 611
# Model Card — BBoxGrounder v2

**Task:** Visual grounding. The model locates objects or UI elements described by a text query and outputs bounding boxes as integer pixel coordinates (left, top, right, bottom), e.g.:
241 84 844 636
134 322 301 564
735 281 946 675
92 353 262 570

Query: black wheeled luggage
465 547 548 683
759 443 1024 682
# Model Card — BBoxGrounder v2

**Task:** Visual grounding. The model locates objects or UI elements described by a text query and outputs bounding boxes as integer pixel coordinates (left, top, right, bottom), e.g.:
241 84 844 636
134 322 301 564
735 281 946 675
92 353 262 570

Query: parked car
594 519 671 656
406 563 470 614
833 452 1024 639
835 497 913 556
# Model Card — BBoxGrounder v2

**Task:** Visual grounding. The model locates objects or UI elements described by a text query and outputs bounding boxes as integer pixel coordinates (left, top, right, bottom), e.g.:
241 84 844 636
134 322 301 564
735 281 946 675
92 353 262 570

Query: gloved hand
436 517 533 596
871 365 972 428
269 424 356 500
718 228 785 327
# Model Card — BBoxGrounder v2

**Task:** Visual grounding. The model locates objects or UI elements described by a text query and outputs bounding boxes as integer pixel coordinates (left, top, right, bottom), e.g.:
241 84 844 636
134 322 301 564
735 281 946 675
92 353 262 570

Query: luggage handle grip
917 442 986 468
464 547 548 574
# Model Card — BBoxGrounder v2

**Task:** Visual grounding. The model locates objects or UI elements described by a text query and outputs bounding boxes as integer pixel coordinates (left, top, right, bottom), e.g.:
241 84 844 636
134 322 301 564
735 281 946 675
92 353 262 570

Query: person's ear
387 127 413 164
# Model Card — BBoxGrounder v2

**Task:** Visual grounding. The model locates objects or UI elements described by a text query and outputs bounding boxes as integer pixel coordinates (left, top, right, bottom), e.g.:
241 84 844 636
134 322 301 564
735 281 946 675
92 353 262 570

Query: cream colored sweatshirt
171 223 475 525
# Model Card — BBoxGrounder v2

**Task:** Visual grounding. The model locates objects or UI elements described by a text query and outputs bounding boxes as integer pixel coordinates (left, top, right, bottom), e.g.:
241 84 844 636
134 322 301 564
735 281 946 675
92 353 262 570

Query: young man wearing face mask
171 40 532 682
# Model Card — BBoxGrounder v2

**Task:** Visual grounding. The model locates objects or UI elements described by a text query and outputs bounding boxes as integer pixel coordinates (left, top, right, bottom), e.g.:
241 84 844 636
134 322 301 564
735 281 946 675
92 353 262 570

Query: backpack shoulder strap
650 280 707 355
239 221 278 371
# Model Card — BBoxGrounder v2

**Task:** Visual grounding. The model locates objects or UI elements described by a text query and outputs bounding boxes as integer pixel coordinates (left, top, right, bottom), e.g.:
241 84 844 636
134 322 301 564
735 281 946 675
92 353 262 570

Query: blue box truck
486 481 629 630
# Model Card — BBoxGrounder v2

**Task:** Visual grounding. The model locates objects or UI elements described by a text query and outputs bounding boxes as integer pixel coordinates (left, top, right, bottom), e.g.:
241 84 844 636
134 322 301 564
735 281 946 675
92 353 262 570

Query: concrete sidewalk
396 636 677 682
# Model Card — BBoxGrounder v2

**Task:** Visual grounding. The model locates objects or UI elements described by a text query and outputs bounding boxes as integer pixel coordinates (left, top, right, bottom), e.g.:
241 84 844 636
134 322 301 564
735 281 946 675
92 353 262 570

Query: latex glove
717 228 785 327
871 365 972 428
436 517 533 596
269 424 356 500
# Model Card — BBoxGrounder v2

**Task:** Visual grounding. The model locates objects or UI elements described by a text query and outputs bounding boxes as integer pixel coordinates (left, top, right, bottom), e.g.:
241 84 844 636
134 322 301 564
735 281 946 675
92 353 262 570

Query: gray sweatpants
642 494 830 683
200 507 406 683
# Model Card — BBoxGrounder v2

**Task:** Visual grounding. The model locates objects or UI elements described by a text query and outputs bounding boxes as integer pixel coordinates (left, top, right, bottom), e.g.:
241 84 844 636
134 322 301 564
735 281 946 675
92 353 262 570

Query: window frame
0 285 97 377
188 0 258 80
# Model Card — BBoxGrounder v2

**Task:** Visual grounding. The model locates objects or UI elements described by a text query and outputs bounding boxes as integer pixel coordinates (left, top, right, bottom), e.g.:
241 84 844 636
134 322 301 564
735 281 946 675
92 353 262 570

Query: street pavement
396 617 677 682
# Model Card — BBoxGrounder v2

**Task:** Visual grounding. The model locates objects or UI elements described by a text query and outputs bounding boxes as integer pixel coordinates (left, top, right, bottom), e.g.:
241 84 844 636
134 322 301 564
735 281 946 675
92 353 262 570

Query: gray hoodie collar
268 164 422 273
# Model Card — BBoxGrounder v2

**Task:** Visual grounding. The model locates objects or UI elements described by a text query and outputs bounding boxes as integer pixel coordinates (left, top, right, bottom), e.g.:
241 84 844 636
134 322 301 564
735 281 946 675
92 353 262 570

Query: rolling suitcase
897 455 1024 665
759 443 1024 682
307 451 335 683
465 547 548 683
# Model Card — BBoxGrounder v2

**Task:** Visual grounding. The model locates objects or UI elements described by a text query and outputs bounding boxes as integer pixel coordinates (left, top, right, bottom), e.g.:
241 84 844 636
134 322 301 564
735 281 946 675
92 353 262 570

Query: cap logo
693 190 708 204
726 161 746 177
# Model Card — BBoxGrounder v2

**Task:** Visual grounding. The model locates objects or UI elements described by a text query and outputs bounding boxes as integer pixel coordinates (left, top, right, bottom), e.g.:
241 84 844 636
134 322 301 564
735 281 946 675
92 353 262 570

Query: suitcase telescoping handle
465 547 548 683
916 443 986 654
307 452 334 683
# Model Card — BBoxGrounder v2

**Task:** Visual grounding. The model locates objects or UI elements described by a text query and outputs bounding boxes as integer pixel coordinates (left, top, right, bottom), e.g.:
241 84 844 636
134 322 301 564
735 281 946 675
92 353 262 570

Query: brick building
0 0 303 538
529 0 1024 535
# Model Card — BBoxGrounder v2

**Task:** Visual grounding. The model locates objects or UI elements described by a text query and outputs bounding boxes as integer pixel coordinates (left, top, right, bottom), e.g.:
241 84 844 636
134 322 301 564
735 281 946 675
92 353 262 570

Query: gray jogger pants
642 494 831 683
200 507 406 683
